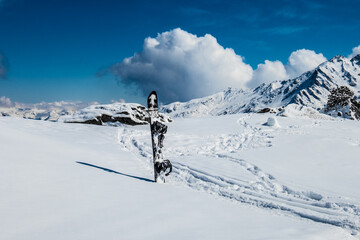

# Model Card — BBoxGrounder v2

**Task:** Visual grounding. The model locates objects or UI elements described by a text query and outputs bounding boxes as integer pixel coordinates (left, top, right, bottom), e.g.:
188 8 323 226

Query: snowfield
1 113 360 239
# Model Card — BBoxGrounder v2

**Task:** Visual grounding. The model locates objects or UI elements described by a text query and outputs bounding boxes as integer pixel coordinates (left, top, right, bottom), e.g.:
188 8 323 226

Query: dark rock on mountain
60 103 172 126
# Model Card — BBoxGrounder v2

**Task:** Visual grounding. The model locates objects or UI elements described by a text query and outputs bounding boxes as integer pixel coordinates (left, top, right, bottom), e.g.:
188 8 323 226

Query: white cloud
110 28 253 103
111 99 126 103
285 49 326 78
248 49 326 87
0 96 13 107
348 45 360 59
108 29 329 102
250 60 289 87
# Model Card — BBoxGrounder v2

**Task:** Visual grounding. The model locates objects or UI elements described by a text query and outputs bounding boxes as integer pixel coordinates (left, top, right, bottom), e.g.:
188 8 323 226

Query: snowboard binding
153 121 167 148
154 159 172 176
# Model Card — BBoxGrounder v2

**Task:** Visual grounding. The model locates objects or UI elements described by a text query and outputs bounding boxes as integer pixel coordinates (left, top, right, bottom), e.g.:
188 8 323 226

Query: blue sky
1 0 360 104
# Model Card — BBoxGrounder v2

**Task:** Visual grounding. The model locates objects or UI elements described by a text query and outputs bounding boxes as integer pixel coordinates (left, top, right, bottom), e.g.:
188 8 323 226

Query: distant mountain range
2 54 359 123
161 54 360 118
0 101 93 121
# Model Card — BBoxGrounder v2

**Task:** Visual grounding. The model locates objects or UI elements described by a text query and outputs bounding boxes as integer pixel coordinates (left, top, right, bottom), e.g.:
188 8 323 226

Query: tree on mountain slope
324 86 360 120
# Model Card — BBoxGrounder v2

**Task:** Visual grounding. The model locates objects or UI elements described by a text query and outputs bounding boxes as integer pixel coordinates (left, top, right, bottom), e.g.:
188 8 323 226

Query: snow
58 102 172 126
264 116 280 127
1 114 359 239
58 102 149 125
278 104 332 119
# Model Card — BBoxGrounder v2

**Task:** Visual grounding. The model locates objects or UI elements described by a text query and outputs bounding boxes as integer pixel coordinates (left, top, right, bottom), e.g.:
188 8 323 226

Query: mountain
2 55 359 123
0 104 81 121
161 55 360 118
59 102 172 126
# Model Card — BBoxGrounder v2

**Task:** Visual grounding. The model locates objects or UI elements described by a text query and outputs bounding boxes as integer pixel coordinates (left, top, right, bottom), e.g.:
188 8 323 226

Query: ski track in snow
117 118 360 234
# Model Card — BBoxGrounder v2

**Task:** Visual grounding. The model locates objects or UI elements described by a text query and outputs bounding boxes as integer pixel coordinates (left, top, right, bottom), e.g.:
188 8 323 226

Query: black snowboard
147 91 172 182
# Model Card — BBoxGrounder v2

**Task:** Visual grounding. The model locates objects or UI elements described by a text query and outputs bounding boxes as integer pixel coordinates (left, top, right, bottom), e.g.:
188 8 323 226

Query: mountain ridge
2 54 359 122
161 54 360 118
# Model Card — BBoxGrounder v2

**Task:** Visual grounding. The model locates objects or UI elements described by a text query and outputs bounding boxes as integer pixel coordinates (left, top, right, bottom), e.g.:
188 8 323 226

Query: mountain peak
328 55 346 62
351 54 360 63
161 54 360 119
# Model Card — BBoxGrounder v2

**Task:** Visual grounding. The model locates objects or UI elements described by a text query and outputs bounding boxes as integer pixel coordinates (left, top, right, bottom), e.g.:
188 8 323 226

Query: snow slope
1 114 359 239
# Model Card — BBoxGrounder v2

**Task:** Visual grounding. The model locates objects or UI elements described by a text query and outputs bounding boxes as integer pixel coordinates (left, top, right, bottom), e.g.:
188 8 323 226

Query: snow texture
118 114 360 237
264 116 280 127
1 111 359 239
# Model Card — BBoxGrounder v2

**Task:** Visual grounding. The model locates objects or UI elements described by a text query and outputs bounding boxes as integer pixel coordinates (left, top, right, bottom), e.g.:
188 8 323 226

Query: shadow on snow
76 161 153 183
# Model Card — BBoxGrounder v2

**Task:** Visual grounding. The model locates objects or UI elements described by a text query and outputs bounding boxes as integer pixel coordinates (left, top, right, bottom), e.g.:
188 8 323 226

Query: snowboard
147 91 172 182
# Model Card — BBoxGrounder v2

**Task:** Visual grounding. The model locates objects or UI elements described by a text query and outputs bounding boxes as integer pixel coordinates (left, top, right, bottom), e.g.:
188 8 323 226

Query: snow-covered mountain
161 55 360 118
59 55 360 124
59 103 172 126
0 107 77 121
0 101 91 121
2 55 359 123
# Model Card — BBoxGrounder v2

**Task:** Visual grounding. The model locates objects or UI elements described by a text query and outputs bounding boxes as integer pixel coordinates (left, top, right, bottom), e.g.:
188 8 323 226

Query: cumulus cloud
250 60 289 87
249 49 326 87
0 96 13 107
107 29 328 102
0 52 9 79
348 45 360 59
285 49 326 78
109 28 253 103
